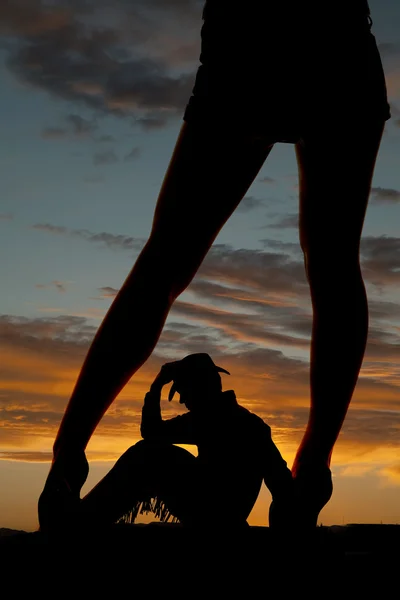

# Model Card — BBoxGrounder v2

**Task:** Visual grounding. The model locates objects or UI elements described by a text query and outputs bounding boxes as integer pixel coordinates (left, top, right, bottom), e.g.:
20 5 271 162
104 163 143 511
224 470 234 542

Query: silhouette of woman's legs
42 122 275 500
291 117 386 520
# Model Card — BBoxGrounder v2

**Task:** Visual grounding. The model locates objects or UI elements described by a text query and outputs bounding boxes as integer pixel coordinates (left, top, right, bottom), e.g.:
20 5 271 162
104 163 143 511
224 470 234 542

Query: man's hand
150 361 179 393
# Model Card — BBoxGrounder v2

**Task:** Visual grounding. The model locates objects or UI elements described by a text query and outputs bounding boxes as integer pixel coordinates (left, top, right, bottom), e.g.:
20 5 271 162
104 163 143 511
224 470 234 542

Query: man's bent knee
125 439 172 460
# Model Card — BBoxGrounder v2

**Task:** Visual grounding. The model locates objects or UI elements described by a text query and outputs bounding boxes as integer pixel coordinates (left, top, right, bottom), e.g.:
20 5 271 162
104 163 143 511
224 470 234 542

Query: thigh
150 121 275 271
296 117 386 264
297 17 390 265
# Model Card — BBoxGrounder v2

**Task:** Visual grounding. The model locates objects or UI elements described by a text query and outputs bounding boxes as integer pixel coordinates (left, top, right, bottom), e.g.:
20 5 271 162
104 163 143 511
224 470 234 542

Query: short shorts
183 3 391 143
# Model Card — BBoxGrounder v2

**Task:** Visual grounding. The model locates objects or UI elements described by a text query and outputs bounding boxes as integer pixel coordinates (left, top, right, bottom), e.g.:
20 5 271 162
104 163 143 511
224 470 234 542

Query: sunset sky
1 0 400 532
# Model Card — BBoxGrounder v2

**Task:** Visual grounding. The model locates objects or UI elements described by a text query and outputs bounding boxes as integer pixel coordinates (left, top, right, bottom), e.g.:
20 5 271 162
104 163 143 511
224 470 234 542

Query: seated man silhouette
74 353 294 529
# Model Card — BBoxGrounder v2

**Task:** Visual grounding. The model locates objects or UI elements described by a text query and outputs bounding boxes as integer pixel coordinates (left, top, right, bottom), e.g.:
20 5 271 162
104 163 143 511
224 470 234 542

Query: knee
127 439 148 454
303 246 362 289
141 237 195 297
127 439 166 456
126 439 177 464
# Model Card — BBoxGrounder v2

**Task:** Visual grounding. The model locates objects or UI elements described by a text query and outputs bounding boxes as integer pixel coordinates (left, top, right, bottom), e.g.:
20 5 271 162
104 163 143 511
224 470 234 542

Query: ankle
292 455 331 479
50 447 89 493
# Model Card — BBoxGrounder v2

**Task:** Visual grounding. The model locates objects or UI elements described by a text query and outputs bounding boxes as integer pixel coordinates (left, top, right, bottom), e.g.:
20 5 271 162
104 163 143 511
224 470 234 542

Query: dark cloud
3 1 201 125
368 299 400 323
188 278 307 319
236 196 265 214
32 223 67 235
0 0 71 36
32 221 145 251
164 322 198 334
364 335 400 363
339 409 400 449
98 286 119 297
267 213 298 229
76 230 144 251
136 116 168 131
371 187 400 204
259 239 302 256
170 299 311 350
225 346 308 382
155 326 223 355
198 244 308 297
94 274 313 355
0 314 96 350
124 146 141 161
66 113 97 135
105 66 194 117
258 176 276 184
93 149 118 165
361 236 400 287
177 280 400 362
35 280 67 293
54 281 67 293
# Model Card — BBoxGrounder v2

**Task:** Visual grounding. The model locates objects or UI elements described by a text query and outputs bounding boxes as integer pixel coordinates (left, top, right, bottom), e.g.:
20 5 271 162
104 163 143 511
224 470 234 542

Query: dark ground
1 523 398 595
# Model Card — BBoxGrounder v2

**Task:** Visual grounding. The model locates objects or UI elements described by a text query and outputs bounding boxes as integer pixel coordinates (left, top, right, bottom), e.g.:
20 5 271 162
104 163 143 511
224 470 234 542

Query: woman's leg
292 117 386 521
42 121 275 497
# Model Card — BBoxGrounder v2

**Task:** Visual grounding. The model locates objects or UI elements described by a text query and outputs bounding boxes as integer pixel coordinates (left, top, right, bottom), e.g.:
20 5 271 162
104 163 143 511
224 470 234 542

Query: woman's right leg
40 121 275 518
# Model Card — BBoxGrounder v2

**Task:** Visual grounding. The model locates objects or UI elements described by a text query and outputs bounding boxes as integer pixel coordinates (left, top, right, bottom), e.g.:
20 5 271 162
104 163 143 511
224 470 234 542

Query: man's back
193 391 272 464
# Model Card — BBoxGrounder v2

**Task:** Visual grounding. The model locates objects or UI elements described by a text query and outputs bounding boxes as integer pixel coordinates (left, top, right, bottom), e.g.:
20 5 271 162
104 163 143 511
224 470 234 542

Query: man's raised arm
140 363 195 445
